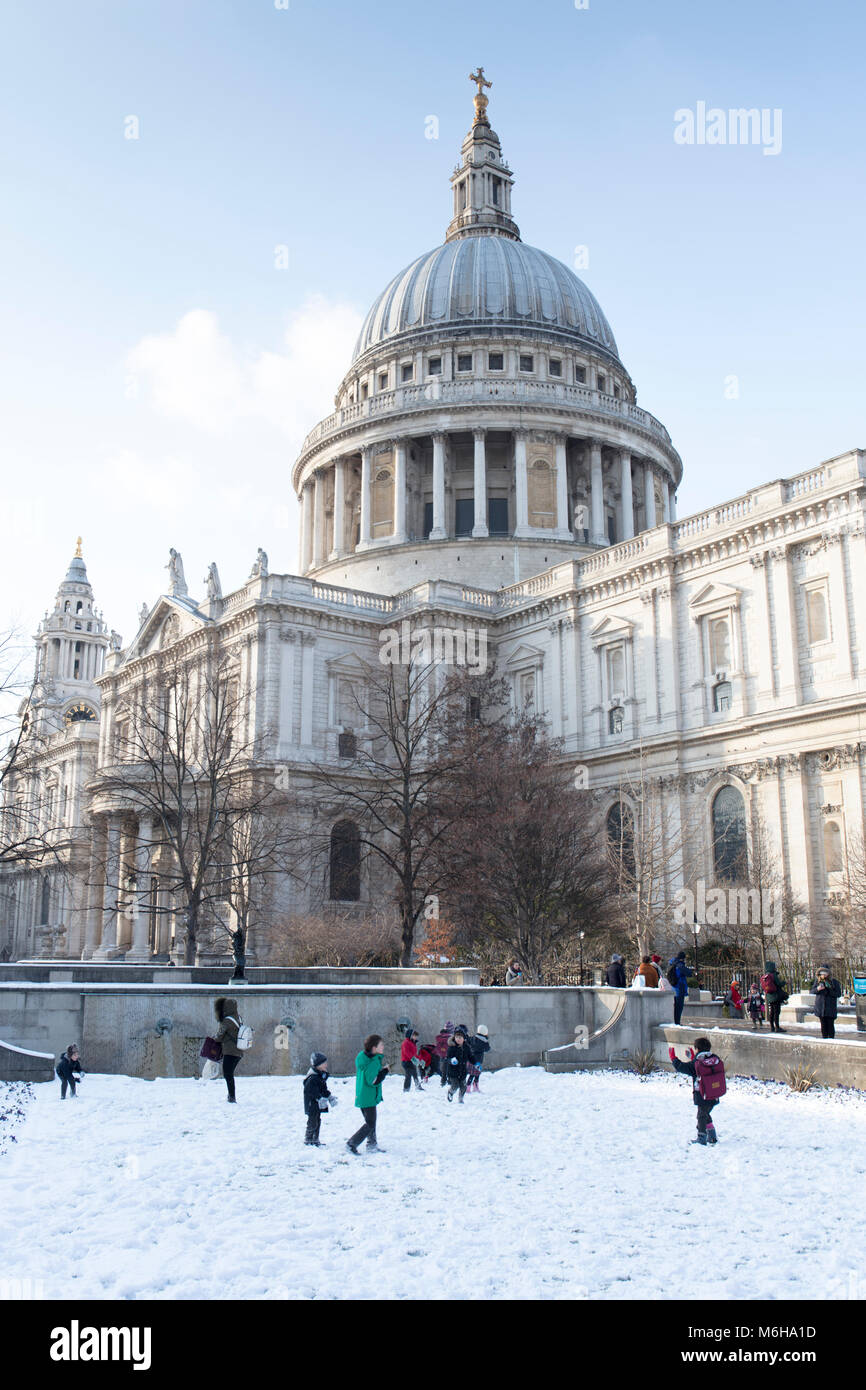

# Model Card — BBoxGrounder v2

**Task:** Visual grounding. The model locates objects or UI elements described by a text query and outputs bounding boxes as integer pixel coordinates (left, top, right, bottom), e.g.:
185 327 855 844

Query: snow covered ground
2 1067 865 1301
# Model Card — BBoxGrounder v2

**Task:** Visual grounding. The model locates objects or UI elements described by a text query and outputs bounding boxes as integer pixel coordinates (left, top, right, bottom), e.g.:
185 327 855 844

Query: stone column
94 814 121 959
472 429 488 537
278 628 296 751
430 432 447 539
299 482 313 572
359 447 372 548
393 439 408 543
330 458 346 559
300 633 315 746
768 546 799 704
589 441 605 544
620 451 634 541
554 436 570 538
311 470 325 567
126 817 154 962
82 819 107 958
644 463 657 530
662 480 672 524
548 620 563 736
514 431 530 536
669 489 677 521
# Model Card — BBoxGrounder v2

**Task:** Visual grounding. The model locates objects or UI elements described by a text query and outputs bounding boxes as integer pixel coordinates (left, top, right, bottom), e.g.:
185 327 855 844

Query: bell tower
33 540 110 732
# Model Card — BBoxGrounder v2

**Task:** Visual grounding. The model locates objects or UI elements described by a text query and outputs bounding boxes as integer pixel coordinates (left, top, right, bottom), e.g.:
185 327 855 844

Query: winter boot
691 1132 708 1146
346 1141 361 1156
447 1088 454 1102
706 1124 718 1145
366 1141 385 1153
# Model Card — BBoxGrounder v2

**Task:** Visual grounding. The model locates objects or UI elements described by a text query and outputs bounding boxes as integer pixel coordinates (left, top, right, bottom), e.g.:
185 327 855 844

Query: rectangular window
549 359 562 377
519 354 534 373
378 372 388 391
423 501 434 538
457 353 473 372
488 497 509 535
488 352 504 371
455 498 474 536
805 585 830 645
427 357 442 375
613 383 620 398
361 382 368 400
338 731 357 759
575 365 586 384
492 180 500 206
598 374 606 393
401 363 413 383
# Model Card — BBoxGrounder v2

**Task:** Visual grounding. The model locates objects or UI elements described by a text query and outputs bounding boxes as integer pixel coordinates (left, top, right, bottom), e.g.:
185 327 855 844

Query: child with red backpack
668 1036 726 1146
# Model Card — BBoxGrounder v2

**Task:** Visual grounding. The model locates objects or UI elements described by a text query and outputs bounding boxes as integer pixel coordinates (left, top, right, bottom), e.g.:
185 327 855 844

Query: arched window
329 820 361 902
608 706 624 734
712 787 748 882
713 681 732 713
528 459 555 529
607 802 635 879
709 617 731 671
824 820 843 875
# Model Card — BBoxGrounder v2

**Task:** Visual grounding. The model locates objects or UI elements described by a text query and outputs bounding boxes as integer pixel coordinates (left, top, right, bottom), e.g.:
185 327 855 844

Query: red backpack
694 1052 727 1101
760 972 776 993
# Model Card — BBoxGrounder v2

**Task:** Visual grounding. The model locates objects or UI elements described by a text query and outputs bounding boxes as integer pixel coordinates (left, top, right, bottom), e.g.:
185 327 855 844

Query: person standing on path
761 962 787 1033
606 955 626 988
347 1035 389 1154
214 996 243 1103
812 965 843 1039
303 1052 336 1146
668 952 694 1026
505 960 525 986
445 1028 472 1103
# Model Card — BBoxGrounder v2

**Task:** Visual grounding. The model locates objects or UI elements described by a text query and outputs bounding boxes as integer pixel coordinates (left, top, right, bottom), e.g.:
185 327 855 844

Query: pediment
325 652 371 676
590 613 634 643
504 642 544 669
689 582 741 616
125 596 210 662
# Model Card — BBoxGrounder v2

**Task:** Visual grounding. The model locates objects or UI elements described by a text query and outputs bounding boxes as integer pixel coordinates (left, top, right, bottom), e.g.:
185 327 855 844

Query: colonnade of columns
297 428 677 571
89 813 168 961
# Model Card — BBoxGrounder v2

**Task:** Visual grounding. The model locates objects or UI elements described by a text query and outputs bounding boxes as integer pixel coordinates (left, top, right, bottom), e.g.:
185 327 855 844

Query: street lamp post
693 919 701 986
579 930 586 986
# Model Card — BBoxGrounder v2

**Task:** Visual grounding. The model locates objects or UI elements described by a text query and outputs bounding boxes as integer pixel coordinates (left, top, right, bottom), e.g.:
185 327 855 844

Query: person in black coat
762 961 788 1032
812 966 843 1039
303 1051 336 1146
56 1044 83 1099
445 1029 472 1104
606 955 626 988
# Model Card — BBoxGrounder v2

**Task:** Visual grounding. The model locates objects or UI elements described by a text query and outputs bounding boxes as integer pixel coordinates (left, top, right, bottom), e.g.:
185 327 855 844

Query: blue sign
853 975 866 996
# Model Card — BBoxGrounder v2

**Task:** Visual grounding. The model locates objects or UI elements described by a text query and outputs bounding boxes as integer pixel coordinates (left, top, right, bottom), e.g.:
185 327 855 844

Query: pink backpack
694 1052 726 1101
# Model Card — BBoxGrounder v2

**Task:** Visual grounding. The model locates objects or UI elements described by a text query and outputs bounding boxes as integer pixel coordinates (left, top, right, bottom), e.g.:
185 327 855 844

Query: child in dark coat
746 984 765 1028
467 1025 491 1092
56 1044 83 1099
303 1051 336 1146
446 1029 472 1104
668 1036 722 1145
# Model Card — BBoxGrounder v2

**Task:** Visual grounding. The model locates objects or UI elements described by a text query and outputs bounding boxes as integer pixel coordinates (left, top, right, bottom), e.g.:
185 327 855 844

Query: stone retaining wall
653 1023 866 1090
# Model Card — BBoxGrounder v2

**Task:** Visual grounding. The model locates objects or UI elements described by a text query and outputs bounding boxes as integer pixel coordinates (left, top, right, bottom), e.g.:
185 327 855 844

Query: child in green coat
347 1034 390 1155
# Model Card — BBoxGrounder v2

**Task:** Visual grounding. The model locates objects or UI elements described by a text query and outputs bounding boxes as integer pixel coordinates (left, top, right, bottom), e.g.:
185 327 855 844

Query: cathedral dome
351 236 619 365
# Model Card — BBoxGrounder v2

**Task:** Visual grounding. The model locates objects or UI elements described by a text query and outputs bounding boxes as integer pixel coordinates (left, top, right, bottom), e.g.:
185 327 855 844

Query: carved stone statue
138 603 149 627
204 563 222 601
166 548 188 596
249 548 269 579
109 630 122 651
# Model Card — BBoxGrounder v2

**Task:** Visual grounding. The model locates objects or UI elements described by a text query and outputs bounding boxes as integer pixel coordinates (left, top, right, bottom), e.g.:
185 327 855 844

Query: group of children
404 1021 492 1102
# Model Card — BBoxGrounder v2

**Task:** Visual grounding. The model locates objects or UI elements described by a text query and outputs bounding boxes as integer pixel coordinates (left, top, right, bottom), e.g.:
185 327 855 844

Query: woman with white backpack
214 996 252 1103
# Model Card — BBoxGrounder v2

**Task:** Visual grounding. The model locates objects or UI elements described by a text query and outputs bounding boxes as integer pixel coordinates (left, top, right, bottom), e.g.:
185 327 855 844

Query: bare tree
92 649 293 965
606 754 697 960
436 720 611 982
303 643 511 966
268 909 400 967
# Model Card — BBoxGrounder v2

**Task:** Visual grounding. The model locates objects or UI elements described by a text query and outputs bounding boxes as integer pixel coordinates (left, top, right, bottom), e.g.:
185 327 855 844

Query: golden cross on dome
468 67 492 95
75 537 83 557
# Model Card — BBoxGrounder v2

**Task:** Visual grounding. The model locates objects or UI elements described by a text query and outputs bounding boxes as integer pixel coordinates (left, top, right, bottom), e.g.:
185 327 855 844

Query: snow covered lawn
3 1068 865 1301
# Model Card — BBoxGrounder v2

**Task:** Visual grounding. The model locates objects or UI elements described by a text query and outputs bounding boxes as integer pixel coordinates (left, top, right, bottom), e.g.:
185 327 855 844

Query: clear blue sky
2 0 864 643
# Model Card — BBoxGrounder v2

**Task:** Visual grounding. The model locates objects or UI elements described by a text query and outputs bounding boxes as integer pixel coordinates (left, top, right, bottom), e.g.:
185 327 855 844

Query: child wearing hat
303 1051 337 1146
400 1028 424 1092
467 1025 491 1092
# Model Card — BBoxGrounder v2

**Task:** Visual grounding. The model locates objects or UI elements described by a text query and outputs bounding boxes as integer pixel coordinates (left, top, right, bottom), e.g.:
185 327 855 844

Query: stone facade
1 89 864 964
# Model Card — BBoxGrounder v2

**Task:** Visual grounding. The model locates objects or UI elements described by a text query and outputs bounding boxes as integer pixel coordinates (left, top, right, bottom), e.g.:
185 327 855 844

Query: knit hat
476 1025 489 1037
310 1051 328 1067
444 1021 454 1032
